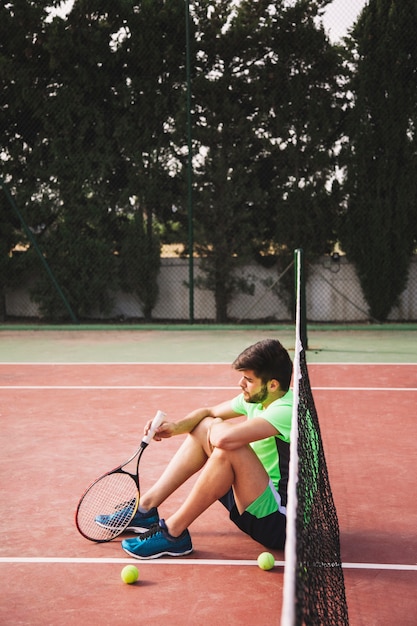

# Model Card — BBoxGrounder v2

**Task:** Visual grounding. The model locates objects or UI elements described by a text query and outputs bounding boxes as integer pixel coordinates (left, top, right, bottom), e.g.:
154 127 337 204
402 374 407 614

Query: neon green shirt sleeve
230 390 293 441
230 390 293 491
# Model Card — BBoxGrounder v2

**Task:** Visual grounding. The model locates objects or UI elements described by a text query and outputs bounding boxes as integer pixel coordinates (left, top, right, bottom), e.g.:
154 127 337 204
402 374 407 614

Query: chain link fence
4 251 416 323
1 1 416 325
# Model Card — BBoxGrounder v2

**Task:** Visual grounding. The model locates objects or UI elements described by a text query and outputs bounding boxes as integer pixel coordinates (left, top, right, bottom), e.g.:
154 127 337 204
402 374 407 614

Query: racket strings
76 473 139 542
114 498 136 511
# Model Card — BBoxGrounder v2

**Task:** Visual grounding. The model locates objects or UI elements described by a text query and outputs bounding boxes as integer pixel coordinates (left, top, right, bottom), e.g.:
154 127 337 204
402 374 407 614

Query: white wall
5 256 417 322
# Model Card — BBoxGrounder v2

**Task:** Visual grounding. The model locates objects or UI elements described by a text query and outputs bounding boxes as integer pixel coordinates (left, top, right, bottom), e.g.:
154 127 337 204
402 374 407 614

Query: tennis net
281 249 349 626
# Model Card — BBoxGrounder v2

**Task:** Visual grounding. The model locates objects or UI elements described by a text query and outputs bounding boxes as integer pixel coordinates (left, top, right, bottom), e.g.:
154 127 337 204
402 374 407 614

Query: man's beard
246 383 268 404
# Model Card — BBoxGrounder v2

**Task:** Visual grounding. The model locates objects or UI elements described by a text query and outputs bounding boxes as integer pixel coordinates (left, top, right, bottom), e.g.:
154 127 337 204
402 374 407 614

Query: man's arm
209 417 279 450
146 399 240 440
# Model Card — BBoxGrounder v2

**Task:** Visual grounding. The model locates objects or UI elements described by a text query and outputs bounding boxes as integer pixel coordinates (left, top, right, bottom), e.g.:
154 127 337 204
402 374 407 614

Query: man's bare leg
165 439 269 537
139 418 213 511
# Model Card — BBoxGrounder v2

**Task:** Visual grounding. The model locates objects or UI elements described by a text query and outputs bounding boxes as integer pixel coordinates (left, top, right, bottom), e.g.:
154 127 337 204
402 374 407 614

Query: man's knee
191 417 221 456
191 416 213 436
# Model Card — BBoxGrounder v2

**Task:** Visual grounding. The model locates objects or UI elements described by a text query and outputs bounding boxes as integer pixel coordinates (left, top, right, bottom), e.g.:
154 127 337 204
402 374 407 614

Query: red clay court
0 328 416 625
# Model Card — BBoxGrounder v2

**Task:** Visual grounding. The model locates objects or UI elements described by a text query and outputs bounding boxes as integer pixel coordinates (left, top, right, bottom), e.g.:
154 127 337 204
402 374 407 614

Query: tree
110 0 186 320
341 0 417 321
0 0 56 317
186 0 343 321
1 1 123 319
184 0 265 322
0 0 369 324
0 185 22 320
249 0 343 299
1 0 186 320
118 209 160 322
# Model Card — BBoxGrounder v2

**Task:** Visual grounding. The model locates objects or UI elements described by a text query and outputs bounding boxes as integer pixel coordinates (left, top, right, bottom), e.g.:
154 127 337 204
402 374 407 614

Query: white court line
0 557 416 570
0 362 416 366
0 385 237 390
312 387 417 392
0 557 267 567
0 385 416 391
0 362 231 366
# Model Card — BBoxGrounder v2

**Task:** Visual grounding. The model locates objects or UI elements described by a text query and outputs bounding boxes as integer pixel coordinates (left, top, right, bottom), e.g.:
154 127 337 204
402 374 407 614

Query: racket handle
142 410 167 445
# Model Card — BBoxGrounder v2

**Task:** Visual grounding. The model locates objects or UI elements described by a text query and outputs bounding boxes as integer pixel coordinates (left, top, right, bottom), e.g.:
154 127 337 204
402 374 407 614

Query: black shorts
219 488 286 550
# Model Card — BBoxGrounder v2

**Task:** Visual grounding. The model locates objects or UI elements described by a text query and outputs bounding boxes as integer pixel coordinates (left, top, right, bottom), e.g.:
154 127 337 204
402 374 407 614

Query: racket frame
75 410 166 542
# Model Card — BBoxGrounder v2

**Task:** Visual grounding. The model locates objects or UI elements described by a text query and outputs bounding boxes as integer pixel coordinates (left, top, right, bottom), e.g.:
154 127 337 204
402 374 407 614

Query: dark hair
232 339 293 391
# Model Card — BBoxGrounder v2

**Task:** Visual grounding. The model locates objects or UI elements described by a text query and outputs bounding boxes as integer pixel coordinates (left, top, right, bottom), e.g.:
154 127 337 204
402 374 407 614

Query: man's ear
269 378 281 392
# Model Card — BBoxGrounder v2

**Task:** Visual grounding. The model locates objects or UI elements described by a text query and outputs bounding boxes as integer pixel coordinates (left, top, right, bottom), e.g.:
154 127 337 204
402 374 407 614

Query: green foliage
341 0 417 321
118 211 161 322
250 1 343 257
185 1 260 321
188 0 343 321
29 210 118 320
1 0 183 321
2 0 415 323
0 215 14 320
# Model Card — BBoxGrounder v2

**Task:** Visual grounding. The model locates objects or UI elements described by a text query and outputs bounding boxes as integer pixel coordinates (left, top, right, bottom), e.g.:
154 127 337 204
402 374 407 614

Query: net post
281 249 303 626
294 249 308 350
282 248 349 626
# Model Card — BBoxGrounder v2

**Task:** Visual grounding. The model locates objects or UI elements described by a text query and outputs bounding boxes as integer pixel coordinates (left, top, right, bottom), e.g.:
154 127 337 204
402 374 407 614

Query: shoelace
139 523 162 541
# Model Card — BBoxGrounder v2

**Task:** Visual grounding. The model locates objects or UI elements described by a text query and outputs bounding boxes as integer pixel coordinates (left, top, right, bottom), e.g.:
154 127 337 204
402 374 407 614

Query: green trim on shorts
246 482 279 519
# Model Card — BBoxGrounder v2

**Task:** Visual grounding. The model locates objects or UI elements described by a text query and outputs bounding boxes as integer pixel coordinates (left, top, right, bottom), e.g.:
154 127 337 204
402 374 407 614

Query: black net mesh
293 348 349 625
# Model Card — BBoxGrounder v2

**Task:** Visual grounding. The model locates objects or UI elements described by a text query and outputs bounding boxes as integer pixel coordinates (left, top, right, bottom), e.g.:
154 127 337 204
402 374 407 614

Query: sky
321 0 369 41
52 0 369 41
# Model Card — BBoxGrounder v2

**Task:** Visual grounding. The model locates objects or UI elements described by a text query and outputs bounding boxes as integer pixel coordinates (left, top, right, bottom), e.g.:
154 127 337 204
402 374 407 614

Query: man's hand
207 417 224 452
144 419 176 441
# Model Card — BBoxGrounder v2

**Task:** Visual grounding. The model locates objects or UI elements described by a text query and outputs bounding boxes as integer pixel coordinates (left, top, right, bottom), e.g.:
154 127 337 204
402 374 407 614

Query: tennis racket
75 409 166 542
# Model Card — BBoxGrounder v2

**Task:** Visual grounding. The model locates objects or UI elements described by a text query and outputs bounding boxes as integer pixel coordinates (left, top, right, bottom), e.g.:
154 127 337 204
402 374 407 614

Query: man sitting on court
97 338 293 559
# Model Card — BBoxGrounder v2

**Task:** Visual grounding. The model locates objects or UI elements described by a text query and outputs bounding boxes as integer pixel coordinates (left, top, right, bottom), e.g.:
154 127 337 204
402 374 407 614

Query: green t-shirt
230 390 293 501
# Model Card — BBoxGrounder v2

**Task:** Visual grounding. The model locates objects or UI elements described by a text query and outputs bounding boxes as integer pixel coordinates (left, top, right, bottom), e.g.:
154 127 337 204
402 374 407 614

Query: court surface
0 327 416 625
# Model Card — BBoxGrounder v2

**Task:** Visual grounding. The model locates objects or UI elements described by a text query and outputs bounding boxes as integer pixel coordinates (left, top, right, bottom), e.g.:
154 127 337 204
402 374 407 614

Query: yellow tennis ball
121 565 139 584
257 552 275 570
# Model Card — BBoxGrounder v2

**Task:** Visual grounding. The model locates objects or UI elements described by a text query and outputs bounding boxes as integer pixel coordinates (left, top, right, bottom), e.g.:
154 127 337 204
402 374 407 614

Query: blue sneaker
121 519 193 559
95 504 159 533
